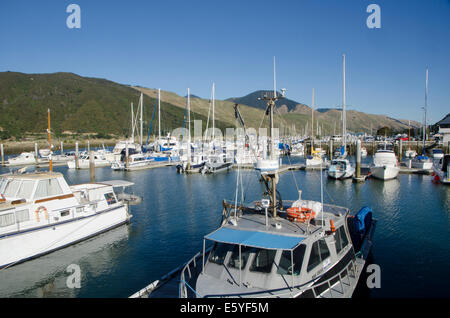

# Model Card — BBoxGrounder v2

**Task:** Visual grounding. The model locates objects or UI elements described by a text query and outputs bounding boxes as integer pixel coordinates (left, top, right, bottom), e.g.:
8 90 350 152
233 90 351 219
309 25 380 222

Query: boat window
208 243 232 265
0 178 7 194
4 179 21 197
15 209 30 223
228 245 252 270
60 210 70 217
249 248 276 273
104 192 117 205
307 239 331 272
0 213 15 227
34 179 63 199
277 244 306 276
16 180 35 200
335 226 349 254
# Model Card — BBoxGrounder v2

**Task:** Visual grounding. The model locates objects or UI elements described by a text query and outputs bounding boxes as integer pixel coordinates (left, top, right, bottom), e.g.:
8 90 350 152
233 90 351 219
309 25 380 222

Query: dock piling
0 144 4 166
75 142 79 169
356 140 361 178
34 143 39 168
89 150 95 182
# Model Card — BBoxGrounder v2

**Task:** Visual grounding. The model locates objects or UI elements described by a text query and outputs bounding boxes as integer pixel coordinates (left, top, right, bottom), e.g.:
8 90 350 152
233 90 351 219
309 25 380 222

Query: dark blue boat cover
355 206 372 235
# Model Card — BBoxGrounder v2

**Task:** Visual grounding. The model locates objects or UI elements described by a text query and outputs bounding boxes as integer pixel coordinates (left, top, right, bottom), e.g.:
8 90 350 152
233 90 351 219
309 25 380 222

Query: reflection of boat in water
0 225 129 297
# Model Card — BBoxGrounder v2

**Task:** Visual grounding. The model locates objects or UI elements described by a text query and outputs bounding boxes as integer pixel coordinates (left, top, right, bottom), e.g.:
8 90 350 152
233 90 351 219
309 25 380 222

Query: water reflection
0 225 129 298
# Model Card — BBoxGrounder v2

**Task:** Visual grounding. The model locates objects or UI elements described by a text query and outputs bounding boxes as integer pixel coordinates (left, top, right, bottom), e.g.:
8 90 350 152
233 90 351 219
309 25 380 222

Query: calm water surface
0 156 449 298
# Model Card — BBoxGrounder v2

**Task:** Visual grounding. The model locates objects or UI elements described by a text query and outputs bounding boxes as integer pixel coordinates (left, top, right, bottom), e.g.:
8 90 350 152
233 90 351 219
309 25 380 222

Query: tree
376 126 390 136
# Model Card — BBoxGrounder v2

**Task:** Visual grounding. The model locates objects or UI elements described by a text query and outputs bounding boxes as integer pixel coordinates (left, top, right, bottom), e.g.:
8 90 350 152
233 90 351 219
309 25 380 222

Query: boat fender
35 206 49 222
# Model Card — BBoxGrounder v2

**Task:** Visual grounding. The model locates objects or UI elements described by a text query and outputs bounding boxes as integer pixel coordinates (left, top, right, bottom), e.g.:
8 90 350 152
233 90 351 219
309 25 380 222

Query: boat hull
370 165 399 180
0 206 129 269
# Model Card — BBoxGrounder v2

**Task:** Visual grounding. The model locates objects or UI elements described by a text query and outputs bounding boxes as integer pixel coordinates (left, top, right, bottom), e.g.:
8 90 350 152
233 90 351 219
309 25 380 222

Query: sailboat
306 88 325 167
110 93 155 171
176 89 206 173
328 54 354 179
131 64 377 299
404 120 417 158
202 83 233 174
411 68 433 170
254 57 281 172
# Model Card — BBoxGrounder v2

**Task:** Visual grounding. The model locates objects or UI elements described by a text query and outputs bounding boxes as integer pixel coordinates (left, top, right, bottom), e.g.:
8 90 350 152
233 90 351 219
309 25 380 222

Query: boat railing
179 255 358 298
179 247 212 298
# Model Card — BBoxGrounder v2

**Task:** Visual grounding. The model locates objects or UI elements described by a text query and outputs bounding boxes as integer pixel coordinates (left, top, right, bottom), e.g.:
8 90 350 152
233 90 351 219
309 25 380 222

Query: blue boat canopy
205 227 304 250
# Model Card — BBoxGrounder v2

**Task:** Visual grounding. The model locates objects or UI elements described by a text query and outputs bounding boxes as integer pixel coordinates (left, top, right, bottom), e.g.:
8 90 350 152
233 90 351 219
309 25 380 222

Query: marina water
0 157 449 298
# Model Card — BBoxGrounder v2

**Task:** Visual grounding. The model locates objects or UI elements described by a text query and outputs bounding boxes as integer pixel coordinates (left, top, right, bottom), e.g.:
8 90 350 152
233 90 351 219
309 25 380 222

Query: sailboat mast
212 82 215 141
140 93 143 146
131 102 134 142
187 88 191 163
48 108 52 172
342 54 347 150
158 88 161 142
423 68 428 151
311 88 315 151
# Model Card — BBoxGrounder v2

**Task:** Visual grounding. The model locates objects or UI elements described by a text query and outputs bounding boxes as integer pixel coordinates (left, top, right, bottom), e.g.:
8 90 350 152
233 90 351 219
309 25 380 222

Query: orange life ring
35 206 49 222
286 207 316 223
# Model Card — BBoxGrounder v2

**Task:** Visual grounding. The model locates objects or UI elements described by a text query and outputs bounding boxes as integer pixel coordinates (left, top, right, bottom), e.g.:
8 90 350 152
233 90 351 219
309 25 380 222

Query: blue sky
1 0 449 123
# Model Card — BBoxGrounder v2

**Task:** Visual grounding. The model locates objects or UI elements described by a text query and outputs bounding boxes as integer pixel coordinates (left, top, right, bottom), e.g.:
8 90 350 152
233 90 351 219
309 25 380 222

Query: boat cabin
193 201 356 298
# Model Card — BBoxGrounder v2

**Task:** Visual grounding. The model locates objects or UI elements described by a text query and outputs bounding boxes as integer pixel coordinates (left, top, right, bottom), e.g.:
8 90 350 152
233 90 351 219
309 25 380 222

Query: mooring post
87 140 90 153
89 150 95 182
0 144 4 166
60 141 64 155
329 139 333 161
75 142 79 169
125 142 129 170
356 140 361 178
399 139 403 159
34 143 39 167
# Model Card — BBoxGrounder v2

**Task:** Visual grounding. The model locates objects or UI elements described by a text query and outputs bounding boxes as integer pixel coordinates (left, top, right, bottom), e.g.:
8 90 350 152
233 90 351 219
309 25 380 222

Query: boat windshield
208 243 233 265
277 244 306 276
0 178 8 194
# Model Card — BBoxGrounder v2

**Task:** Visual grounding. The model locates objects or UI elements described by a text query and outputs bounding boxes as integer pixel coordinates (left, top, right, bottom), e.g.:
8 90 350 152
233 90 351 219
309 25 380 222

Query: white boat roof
0 171 63 180
99 180 135 188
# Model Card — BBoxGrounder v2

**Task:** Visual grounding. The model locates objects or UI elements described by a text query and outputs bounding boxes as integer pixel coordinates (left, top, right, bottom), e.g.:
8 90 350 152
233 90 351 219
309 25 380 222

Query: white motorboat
370 145 399 180
201 154 233 174
111 152 156 171
254 158 279 172
67 153 111 169
5 152 38 166
0 172 134 268
328 158 354 179
432 154 450 184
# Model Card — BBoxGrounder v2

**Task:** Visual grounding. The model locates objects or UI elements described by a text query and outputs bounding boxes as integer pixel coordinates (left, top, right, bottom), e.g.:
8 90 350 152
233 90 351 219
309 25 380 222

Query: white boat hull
0 206 129 268
370 165 399 180
411 161 433 170
67 159 110 169
254 159 279 172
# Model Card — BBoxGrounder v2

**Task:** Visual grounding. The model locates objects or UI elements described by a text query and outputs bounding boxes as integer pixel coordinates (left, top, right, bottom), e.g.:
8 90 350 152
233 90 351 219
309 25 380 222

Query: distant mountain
226 90 421 133
226 90 309 113
0 72 422 142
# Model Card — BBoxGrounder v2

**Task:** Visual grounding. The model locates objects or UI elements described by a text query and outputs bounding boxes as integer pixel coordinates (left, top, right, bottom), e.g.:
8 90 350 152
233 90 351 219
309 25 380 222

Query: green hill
0 72 228 140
